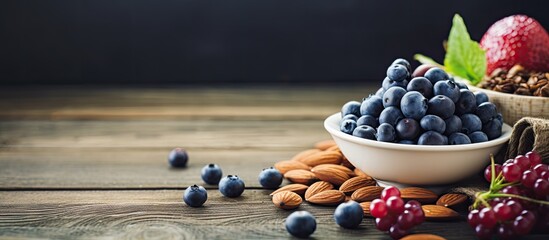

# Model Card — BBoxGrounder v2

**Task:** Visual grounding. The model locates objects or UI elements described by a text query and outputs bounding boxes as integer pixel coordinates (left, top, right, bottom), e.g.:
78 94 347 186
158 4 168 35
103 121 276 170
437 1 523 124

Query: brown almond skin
311 167 349 186
351 186 384 202
291 149 321 162
421 205 460 221
270 184 308 196
339 177 376 194
436 193 468 208
353 168 370 178
325 145 341 152
340 156 355 169
284 169 318 185
313 164 355 177
274 160 310 174
272 191 302 210
401 234 447 240
306 190 345 206
299 151 342 167
401 187 439 204
314 139 337 150
359 201 371 217
305 181 334 201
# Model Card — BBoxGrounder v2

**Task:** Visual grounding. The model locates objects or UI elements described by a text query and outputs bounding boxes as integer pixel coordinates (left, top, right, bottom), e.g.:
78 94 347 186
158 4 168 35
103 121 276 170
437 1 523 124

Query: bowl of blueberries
324 58 512 188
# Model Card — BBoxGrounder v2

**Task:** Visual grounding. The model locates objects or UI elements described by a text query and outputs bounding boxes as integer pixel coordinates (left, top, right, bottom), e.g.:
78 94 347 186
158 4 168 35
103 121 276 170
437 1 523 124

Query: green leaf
413 54 443 67
443 14 486 85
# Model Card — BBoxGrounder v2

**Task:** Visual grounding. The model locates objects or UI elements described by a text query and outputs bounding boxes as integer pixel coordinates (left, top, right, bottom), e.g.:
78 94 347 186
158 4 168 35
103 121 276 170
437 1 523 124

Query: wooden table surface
0 85 543 240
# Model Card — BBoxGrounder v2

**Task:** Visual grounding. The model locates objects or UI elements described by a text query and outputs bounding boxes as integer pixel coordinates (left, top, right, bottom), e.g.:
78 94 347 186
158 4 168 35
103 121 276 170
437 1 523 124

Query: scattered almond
436 193 468 208
401 187 438 204
274 160 310 174
359 201 371 216
272 191 302 210
351 186 384 202
290 149 321 162
421 205 460 221
401 234 446 240
306 190 345 206
299 150 343 167
339 177 376 194
313 164 355 177
314 139 337 150
284 169 318 185
353 168 370 178
270 184 308 196
340 156 354 169
311 166 349 186
325 145 341 152
304 181 334 201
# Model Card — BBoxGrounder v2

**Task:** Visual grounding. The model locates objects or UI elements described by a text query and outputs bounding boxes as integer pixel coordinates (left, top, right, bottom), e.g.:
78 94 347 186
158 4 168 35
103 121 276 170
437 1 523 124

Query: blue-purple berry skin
183 185 207 207
168 148 188 168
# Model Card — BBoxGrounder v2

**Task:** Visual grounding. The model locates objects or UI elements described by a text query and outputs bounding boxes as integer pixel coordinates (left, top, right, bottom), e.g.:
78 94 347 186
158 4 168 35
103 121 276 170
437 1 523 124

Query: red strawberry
480 15 549 74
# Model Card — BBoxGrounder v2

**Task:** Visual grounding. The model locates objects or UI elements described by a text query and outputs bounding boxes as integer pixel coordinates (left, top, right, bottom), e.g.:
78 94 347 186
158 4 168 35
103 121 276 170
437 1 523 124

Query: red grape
386 196 404 215
381 186 400 201
494 202 513 221
484 164 502 182
409 207 424 225
389 225 408 239
502 163 522 182
533 164 549 176
370 199 388 218
513 155 530 172
505 200 523 219
475 224 493 239
479 208 497 229
468 209 481 227
375 214 394 231
497 222 517 240
501 186 520 195
534 178 549 196
521 170 539 189
397 210 415 230
542 171 549 181
525 151 541 167
514 215 535 235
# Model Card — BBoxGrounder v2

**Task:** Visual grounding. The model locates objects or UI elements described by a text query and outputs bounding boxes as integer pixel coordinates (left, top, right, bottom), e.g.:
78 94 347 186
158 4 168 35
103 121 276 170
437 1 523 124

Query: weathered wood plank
0 190 479 240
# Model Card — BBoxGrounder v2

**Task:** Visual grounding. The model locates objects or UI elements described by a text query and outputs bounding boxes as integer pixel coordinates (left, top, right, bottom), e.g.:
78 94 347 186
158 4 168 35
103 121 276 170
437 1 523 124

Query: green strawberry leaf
413 54 443 67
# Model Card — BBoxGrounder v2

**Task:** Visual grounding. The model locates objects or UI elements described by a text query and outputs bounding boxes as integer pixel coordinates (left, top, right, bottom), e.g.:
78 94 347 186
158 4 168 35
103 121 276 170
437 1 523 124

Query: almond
353 168 370 178
340 156 354 169
351 186 384 202
306 190 345 206
284 169 318 185
436 193 468 208
299 150 342 167
290 149 321 162
304 181 334 201
314 139 337 150
325 145 341 152
311 166 349 186
359 201 371 216
401 234 446 240
272 191 302 210
421 205 460 221
270 184 308 196
401 187 438 204
274 160 310 174
313 164 355 177
339 177 376 194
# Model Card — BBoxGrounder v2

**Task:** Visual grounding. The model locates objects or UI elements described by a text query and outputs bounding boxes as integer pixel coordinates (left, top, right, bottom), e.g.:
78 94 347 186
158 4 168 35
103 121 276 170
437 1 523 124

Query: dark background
1 0 549 85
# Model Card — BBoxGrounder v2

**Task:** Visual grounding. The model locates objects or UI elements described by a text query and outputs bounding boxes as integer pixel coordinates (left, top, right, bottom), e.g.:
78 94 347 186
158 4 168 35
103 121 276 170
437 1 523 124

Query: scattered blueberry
469 131 488 143
334 201 363 229
360 95 384 117
424 67 449 84
444 115 462 135
342 114 358 122
427 95 455 119
407 77 433 98
219 175 245 198
285 211 316 238
400 91 428 120
448 133 471 145
420 115 446 134
460 114 482 134
183 185 207 207
382 77 408 90
201 163 223 185
474 91 489 106
382 86 407 108
387 64 409 82
379 106 404 126
340 119 357 135
168 148 188 168
341 101 361 117
433 80 460 102
392 58 411 72
258 167 283 189
482 118 503 140
418 131 446 145
377 123 396 142
375 88 385 97
476 102 498 123
356 115 379 128
396 118 420 140
352 125 377 140
455 89 477 115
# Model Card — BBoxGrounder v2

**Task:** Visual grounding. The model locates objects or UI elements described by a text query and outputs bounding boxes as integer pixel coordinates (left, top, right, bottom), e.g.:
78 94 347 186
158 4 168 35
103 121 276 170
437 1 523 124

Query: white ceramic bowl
324 113 512 187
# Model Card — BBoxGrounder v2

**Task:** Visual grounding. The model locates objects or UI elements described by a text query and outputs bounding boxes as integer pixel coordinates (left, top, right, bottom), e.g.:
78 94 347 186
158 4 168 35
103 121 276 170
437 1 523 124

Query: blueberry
379 106 404 126
352 125 377 140
382 77 408 90
460 114 482 134
285 211 316 238
356 115 379 128
341 101 361 117
396 118 421 140
340 119 357 135
342 114 358 122
455 80 469 90
474 92 489 106
424 67 449 84
448 133 471 145
476 102 498 123
377 123 396 142
360 95 384 117
183 185 207 207
382 86 407 108
469 131 488 143
482 118 502 140
387 64 409 82
392 58 412 72
418 131 446 145
420 115 446 134
334 201 363 229
398 139 416 144
375 88 385 97
400 91 428 120
219 175 245 198
455 89 477 115
201 163 223 185
433 80 460 102
407 77 433 98
258 167 283 189
427 95 455 119
168 148 188 168
444 115 462 135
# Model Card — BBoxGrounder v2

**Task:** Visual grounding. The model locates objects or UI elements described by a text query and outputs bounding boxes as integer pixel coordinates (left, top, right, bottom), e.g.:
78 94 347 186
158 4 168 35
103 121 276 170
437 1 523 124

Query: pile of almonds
270 140 470 221
479 65 549 97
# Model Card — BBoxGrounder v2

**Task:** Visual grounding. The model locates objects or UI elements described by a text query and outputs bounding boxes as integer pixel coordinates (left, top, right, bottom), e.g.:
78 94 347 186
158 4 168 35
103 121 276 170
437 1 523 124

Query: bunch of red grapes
369 186 425 239
468 150 548 239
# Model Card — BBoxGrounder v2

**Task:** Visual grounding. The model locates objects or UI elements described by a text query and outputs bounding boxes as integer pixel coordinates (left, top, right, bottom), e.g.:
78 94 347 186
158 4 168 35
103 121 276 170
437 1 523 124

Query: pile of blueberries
340 58 503 145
